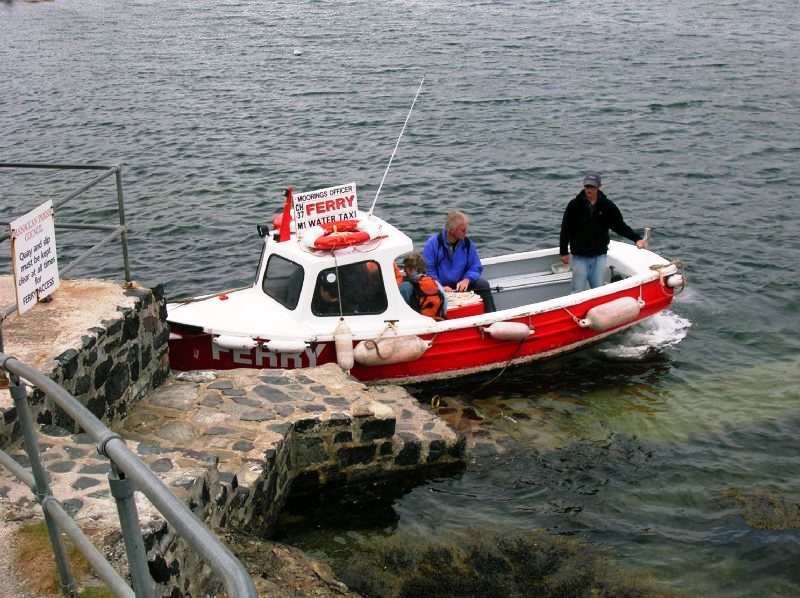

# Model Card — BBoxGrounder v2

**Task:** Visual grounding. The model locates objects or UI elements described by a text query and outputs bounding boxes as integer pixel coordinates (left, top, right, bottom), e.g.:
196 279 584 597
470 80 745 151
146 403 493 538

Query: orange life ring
320 220 360 234
314 230 370 250
303 219 380 250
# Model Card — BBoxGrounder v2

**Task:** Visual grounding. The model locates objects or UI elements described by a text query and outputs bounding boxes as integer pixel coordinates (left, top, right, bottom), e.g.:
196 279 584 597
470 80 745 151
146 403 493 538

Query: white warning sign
9 200 60 315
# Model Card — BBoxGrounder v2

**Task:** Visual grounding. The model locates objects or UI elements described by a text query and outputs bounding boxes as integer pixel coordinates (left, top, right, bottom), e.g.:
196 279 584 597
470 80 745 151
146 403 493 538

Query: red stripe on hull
168 281 674 383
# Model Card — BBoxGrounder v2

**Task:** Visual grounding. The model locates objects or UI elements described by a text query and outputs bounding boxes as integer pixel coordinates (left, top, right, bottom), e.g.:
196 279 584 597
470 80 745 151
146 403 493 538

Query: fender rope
650 258 686 296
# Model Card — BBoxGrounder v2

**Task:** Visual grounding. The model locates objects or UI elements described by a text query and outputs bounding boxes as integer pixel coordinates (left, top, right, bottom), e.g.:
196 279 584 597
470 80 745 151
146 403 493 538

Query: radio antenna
368 76 425 217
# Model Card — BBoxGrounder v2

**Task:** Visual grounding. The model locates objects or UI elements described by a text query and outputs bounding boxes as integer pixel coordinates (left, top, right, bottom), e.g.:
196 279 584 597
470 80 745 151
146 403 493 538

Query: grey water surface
2 0 799 595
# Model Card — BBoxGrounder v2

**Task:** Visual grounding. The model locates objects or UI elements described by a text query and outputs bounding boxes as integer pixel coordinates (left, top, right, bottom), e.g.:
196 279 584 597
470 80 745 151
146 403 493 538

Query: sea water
2 0 799 594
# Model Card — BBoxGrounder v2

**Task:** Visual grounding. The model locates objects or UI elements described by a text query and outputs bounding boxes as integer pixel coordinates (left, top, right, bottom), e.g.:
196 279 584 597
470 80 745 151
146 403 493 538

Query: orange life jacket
393 262 404 285
411 275 445 320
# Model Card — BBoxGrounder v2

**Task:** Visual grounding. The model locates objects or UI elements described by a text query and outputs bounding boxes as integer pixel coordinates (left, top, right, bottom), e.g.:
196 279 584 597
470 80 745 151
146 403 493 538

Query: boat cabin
254 212 440 335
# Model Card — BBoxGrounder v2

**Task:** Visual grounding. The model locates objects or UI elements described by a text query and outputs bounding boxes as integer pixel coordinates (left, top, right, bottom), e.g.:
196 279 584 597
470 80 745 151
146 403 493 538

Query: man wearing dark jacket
560 171 645 293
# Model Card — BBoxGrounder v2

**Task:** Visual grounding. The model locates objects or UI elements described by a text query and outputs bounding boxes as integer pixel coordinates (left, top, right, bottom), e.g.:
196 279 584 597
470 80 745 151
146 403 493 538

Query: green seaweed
335 527 673 598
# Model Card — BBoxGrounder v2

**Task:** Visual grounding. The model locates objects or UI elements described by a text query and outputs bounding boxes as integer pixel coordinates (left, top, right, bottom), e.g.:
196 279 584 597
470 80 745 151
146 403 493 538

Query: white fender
579 296 641 331
264 339 308 354
213 335 257 350
666 274 684 288
482 321 533 341
334 319 354 371
353 335 431 366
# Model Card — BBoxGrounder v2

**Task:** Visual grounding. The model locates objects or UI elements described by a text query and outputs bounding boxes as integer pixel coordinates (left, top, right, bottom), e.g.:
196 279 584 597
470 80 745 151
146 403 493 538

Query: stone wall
214 399 466 538
152 406 465 597
118 367 466 596
0 282 171 448
49 285 171 430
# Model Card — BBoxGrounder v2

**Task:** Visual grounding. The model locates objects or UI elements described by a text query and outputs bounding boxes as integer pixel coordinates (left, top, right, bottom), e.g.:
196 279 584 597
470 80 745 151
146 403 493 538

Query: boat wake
600 310 691 360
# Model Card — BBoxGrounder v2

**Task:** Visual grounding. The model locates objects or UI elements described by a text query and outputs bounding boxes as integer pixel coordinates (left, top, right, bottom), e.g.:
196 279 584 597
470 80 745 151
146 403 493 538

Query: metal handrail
0 161 132 300
0 355 258 596
0 162 133 384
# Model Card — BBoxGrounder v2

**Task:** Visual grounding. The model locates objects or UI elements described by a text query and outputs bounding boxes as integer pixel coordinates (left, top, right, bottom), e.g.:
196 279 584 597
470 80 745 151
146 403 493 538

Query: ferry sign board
9 200 60 315
292 182 358 234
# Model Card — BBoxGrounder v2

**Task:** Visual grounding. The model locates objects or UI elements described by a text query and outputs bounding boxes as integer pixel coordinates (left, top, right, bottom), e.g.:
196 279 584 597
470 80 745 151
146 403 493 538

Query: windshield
262 255 304 310
311 261 388 317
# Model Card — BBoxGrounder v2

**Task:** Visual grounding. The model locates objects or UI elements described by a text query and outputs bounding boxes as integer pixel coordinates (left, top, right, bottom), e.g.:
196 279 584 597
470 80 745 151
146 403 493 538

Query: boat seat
488 269 572 291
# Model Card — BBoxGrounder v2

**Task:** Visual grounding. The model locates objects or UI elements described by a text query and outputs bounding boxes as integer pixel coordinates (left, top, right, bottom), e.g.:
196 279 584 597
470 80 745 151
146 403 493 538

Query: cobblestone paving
0 363 459 542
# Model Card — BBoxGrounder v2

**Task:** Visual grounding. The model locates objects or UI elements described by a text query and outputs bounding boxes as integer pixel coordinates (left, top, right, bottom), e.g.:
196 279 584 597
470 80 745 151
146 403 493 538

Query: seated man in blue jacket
422 210 496 312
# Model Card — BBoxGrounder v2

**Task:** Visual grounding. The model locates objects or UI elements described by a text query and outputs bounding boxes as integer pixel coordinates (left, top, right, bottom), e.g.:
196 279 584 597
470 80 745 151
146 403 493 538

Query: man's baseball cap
583 172 601 187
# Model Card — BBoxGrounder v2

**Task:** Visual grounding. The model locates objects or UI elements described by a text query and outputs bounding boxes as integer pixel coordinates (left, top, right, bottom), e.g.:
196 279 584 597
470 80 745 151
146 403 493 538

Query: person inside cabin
422 210 496 312
559 171 646 294
311 271 341 316
357 261 389 314
312 264 389 316
399 252 447 319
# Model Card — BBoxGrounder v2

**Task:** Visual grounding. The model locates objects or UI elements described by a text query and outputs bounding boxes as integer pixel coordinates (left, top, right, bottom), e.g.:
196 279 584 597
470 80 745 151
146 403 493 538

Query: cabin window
253 245 266 287
311 261 388 317
262 255 304 310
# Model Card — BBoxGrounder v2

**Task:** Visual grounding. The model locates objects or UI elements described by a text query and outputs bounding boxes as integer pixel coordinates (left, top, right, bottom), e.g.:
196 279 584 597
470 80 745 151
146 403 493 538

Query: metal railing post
0 323 7 388
9 375 78 597
108 462 154 598
113 166 132 284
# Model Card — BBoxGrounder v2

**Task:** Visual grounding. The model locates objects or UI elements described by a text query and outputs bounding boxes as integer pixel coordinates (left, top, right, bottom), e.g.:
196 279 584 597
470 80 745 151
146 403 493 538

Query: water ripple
2 0 799 593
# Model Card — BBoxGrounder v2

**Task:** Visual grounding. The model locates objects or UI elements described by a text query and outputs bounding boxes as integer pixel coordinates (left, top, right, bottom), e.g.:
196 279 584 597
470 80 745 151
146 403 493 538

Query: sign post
9 200 60 315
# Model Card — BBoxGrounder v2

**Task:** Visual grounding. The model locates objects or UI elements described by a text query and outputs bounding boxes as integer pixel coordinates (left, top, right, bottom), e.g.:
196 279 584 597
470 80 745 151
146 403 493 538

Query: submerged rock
334 527 674 598
720 486 800 530
222 530 359 597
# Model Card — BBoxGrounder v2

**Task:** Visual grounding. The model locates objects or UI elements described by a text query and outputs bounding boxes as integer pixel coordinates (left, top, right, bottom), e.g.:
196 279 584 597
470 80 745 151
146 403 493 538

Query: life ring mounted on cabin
302 219 381 251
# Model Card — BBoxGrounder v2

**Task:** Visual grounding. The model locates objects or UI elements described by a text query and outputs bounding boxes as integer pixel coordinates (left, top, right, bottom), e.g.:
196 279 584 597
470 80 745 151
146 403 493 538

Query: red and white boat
167 183 685 384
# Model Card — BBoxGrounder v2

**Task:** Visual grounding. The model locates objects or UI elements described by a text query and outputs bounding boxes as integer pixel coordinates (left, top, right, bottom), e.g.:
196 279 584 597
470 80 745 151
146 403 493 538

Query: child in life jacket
399 252 447 320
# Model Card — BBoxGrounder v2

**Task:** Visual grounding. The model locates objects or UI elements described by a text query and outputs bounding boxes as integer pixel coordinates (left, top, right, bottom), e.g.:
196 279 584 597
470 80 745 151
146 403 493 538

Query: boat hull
168 278 674 384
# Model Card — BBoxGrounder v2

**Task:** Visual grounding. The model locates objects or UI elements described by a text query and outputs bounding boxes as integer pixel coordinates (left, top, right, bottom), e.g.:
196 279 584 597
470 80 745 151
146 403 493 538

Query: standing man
560 171 646 293
423 210 496 312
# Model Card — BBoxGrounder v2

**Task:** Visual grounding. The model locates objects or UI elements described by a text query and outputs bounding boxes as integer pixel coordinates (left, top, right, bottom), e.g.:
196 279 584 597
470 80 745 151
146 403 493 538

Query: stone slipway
0 276 466 595
1 363 465 595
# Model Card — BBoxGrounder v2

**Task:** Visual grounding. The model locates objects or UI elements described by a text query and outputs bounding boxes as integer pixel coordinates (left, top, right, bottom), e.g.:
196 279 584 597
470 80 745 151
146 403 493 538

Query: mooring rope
563 306 582 325
472 337 528 393
362 321 398 359
650 258 686 296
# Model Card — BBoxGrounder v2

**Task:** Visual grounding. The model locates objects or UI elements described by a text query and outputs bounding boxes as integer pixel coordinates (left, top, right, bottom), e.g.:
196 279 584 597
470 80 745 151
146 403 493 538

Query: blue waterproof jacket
422 230 483 288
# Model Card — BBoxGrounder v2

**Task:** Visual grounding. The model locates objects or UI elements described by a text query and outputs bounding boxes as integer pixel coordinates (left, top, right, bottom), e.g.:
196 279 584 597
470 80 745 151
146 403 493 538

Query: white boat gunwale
168 233 675 342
